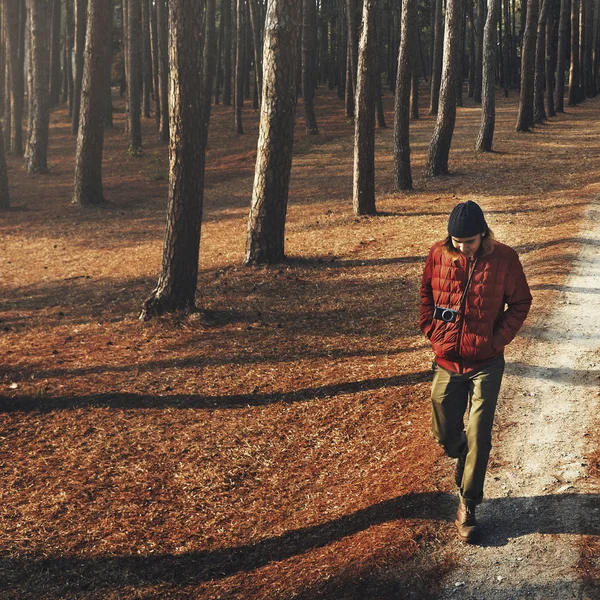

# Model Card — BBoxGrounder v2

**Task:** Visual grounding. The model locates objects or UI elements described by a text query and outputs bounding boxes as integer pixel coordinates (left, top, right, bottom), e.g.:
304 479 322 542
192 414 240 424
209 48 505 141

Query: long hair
443 229 496 257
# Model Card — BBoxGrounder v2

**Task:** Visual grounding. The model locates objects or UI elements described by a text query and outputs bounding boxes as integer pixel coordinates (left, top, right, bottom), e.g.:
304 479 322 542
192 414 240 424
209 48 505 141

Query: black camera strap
458 257 479 311
435 257 479 311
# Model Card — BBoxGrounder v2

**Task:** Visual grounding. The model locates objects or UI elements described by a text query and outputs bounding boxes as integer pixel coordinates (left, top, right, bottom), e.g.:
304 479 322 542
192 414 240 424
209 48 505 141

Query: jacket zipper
455 257 474 374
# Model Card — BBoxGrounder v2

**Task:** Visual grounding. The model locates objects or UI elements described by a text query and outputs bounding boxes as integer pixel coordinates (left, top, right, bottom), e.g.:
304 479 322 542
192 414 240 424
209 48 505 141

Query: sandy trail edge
439 198 600 599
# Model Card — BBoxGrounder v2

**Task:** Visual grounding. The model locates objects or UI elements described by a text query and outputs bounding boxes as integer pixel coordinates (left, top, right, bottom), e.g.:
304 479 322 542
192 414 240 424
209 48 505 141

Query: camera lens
442 309 454 322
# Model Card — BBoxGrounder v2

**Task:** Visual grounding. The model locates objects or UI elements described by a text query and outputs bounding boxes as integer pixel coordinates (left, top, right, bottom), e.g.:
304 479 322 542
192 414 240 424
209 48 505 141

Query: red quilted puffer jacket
420 239 532 373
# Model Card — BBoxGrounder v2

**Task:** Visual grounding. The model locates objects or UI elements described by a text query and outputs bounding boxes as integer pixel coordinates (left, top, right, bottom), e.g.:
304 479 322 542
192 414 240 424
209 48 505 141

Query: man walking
420 201 532 542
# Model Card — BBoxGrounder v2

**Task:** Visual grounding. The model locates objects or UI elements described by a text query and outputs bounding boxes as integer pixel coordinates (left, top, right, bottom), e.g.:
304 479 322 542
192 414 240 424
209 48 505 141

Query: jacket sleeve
493 255 532 350
419 248 435 338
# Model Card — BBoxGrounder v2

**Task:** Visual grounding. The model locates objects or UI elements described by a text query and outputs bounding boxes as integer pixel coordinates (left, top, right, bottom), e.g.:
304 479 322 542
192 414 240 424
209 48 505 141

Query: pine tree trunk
4 0 24 155
49 0 61 107
394 0 416 190
248 0 263 106
156 0 169 141
0 7 5 121
202 0 217 145
234 0 245 133
503 0 512 95
303 0 319 135
456 10 466 106
244 0 301 266
568 0 581 103
593 0 600 92
425 0 464 176
73 0 112 206
546 2 557 115
140 0 207 319
345 40 354 117
0 123 10 209
126 0 143 152
104 9 114 129
534 0 549 123
476 0 500 151
473 0 485 103
555 0 570 111
141 0 152 118
429 0 444 114
66 0 75 117
222 0 232 105
352 0 376 215
411 72 420 119
149 0 160 126
515 0 538 131
25 0 51 174
467 5 476 97
583 0 594 94
72 0 88 135
345 0 358 98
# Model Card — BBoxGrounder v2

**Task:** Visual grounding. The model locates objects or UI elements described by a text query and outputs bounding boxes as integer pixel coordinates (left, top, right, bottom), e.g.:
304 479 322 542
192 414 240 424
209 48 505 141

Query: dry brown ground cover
1 88 599 599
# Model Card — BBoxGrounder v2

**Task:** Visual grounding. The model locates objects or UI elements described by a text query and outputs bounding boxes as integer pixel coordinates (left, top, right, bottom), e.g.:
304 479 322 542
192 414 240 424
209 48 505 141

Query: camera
433 306 458 323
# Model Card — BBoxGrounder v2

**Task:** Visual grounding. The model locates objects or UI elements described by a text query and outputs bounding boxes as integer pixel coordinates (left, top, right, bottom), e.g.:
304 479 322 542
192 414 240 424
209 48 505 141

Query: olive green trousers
430 355 505 506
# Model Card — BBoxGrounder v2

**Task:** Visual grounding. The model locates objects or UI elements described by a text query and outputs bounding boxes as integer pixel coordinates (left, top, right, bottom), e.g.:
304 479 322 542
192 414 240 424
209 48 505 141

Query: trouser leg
430 364 469 459
460 356 505 506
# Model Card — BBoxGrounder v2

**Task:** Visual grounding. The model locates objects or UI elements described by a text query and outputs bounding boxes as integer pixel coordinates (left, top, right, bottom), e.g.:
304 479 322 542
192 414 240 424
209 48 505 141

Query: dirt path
440 198 600 598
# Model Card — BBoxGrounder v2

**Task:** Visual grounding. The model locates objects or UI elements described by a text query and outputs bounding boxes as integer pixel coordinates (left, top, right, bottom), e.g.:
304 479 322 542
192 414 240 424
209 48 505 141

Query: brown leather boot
455 503 479 543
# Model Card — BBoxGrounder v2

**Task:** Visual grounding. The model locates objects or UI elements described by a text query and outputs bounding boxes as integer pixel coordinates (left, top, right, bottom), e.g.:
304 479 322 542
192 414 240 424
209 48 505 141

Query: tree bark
248 0 263 106
425 0 464 176
73 0 112 206
302 0 319 134
568 0 581 103
156 0 169 141
473 0 485 103
203 0 217 141
353 0 376 215
49 0 62 106
234 0 245 133
0 123 10 209
244 0 302 266
4 0 25 155
141 0 152 118
345 0 359 99
72 0 88 135
104 8 114 130
140 0 208 319
515 0 538 131
126 0 143 152
149 0 160 126
25 0 51 174
554 0 570 111
503 0 512 95
394 0 416 190
583 0 594 94
476 0 500 151
429 0 444 114
534 0 550 123
467 1 476 96
65 0 75 115
545 1 556 115
222 0 232 105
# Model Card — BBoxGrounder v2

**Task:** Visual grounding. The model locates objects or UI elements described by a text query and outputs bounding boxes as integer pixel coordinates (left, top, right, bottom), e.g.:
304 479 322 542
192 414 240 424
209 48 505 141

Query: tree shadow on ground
515 236 600 255
1 492 597 593
529 283 600 294
0 369 432 412
506 363 600 384
477 493 600 547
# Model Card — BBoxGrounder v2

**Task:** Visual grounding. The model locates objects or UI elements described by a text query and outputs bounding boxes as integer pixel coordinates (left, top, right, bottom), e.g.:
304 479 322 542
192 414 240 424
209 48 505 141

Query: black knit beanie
447 201 488 238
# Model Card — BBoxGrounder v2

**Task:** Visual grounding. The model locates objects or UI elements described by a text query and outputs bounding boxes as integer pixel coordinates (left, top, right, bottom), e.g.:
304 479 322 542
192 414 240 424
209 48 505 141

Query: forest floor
0 86 599 599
